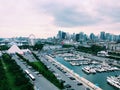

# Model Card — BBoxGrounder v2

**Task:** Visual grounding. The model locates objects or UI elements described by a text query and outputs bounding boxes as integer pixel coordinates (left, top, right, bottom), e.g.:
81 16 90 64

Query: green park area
0 54 34 90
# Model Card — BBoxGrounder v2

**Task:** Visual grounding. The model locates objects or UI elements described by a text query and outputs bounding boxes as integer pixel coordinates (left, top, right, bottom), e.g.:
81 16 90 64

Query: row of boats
64 56 85 61
82 65 120 74
69 61 99 66
107 75 120 89
63 55 95 66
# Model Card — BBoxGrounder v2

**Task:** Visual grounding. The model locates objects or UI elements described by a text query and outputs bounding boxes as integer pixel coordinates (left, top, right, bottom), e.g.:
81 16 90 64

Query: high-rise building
90 33 95 41
57 30 66 40
57 31 61 39
79 32 84 41
113 35 119 42
100 31 106 40
76 34 79 42
106 33 110 41
71 33 76 41
62 32 66 39
83 34 88 41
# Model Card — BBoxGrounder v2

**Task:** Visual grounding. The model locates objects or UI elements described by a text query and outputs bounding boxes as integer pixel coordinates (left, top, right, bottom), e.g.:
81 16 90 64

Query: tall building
113 35 119 42
57 30 66 40
61 32 66 39
83 34 88 41
71 33 76 41
58 31 62 39
90 33 95 41
106 33 110 41
117 35 120 43
79 32 84 41
100 31 106 40
76 34 79 42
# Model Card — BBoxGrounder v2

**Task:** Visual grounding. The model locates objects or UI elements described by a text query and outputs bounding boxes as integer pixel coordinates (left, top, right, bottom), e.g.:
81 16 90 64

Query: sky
0 0 120 38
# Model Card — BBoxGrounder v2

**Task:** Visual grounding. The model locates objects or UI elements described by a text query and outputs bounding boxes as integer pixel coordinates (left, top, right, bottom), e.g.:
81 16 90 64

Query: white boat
107 76 120 89
82 67 90 74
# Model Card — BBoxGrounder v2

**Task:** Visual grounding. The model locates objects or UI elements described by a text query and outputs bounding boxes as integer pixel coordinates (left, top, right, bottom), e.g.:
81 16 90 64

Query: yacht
107 76 120 89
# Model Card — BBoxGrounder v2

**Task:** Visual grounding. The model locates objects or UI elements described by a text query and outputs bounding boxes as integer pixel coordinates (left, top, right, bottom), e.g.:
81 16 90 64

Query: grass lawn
1 60 22 90
31 61 45 69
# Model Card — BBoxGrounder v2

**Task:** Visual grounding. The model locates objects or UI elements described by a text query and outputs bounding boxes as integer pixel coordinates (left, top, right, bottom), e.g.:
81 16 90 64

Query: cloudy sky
0 0 120 38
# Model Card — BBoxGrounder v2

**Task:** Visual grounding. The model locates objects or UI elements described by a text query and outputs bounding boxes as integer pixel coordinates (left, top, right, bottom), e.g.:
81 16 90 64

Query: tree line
77 45 106 55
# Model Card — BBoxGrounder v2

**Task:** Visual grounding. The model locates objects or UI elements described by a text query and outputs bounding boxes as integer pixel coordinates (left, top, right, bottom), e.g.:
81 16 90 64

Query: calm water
55 56 120 90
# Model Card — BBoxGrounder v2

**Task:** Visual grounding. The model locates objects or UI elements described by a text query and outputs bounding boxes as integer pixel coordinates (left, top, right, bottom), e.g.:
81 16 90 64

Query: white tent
7 44 23 54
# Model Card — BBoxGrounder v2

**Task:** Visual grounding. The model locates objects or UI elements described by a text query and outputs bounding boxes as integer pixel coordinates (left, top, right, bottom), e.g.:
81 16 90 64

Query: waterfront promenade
46 55 102 90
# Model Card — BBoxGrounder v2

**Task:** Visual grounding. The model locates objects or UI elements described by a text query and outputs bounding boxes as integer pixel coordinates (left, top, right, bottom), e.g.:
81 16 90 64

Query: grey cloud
42 4 101 27
98 6 120 22
53 8 100 27
107 8 120 22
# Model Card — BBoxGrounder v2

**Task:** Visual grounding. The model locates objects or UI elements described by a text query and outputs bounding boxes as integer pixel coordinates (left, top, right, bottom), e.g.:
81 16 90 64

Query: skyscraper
100 31 106 40
61 32 66 39
79 32 84 41
57 31 66 40
76 34 79 42
90 33 95 41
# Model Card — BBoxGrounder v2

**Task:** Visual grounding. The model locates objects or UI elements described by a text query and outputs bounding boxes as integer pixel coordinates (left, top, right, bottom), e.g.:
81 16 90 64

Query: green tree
0 45 9 50
33 43 44 51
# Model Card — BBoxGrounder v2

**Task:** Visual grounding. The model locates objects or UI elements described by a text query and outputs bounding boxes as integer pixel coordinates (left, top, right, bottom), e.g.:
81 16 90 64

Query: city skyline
0 0 120 38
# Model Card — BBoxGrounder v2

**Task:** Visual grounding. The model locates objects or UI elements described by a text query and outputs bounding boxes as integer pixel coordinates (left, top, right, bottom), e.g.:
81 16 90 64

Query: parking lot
39 53 88 90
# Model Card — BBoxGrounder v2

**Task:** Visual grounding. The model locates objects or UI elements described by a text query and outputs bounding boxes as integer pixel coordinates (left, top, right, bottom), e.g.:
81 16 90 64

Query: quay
45 55 103 90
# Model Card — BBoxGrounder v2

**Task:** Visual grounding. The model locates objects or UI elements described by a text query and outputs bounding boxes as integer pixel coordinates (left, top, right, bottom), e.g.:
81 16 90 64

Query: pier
45 55 102 90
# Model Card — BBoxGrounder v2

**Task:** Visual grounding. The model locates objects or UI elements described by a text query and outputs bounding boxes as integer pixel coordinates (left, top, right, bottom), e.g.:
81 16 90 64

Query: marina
54 55 120 90
56 53 120 74
57 53 100 66
49 50 120 90
46 55 102 90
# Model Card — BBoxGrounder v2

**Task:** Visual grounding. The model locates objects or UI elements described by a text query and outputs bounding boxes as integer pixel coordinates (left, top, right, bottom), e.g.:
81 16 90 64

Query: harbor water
55 56 120 90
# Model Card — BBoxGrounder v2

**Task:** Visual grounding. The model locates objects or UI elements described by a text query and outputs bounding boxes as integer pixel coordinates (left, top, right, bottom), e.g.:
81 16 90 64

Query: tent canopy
7 44 23 54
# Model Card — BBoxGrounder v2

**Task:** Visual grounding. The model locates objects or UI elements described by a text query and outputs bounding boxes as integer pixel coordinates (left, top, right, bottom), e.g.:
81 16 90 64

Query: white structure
97 51 109 57
7 45 31 54
7 45 23 54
